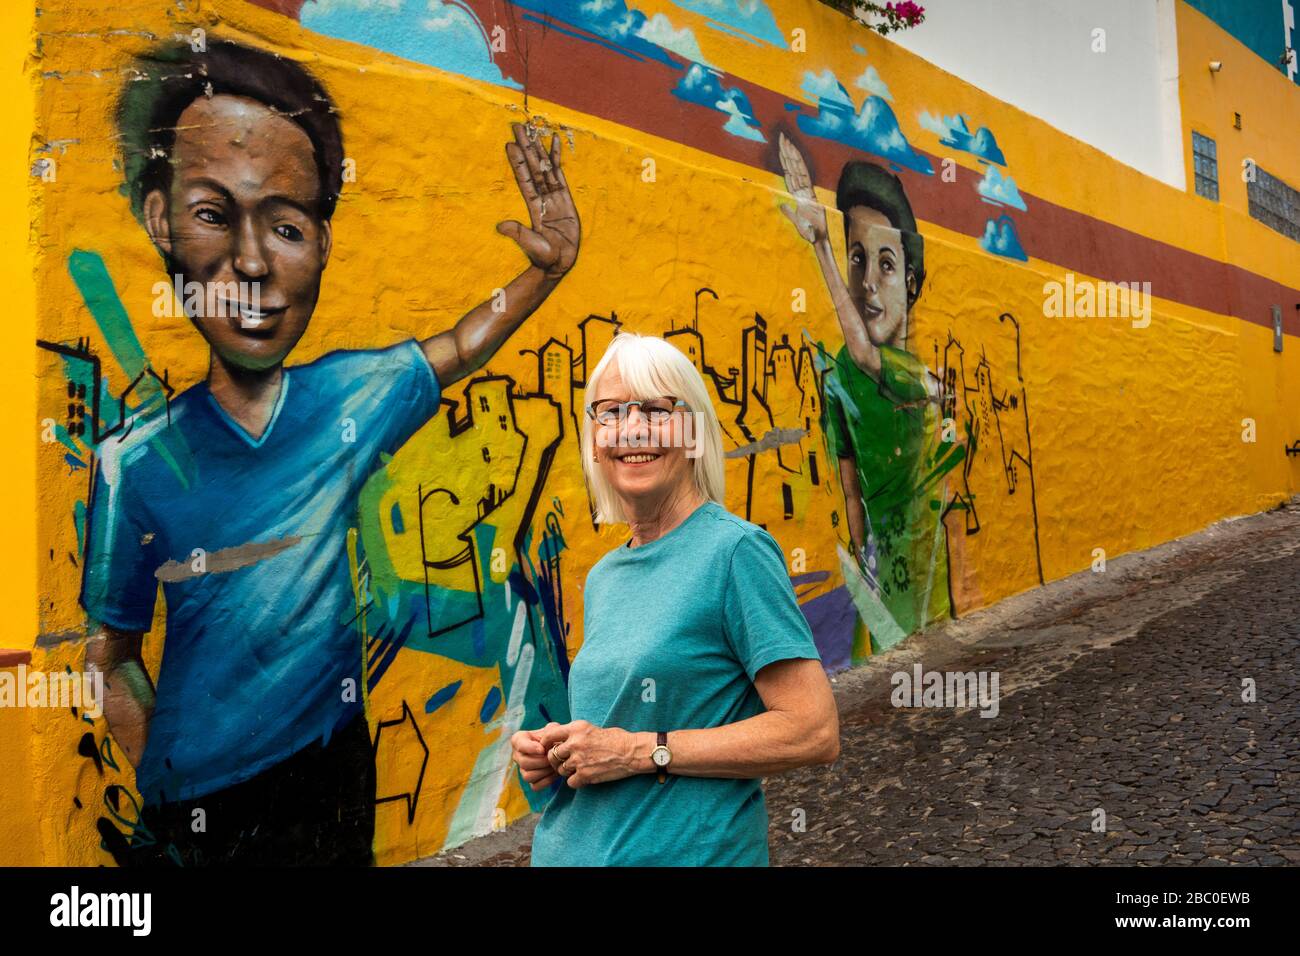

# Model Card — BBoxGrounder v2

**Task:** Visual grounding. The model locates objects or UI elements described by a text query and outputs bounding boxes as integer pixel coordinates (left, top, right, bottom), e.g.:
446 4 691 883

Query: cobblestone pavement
415 499 1300 867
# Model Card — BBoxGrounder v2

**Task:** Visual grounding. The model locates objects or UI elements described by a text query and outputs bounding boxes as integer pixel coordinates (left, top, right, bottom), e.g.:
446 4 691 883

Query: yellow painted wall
1 0 40 867
1176 0 1300 508
2 0 1297 866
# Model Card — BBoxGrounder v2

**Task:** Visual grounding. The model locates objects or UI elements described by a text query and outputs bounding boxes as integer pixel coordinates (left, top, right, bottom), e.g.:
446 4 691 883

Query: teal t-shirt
529 500 823 867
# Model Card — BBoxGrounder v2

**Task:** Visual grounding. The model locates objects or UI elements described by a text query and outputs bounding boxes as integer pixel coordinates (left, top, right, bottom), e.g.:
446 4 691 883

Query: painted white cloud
854 65 892 102
636 12 710 64
677 62 711 92
980 215 1027 260
718 96 766 142
977 165 1027 210
800 68 853 107
608 10 640 41
918 110 951 137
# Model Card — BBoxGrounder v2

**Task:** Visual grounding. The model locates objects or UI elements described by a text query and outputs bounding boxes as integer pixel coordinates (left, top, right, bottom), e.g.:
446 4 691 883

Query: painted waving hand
778 131 828 245
499 122 581 278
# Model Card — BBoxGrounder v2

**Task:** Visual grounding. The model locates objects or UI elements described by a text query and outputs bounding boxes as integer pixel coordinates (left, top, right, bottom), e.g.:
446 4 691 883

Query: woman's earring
592 451 599 462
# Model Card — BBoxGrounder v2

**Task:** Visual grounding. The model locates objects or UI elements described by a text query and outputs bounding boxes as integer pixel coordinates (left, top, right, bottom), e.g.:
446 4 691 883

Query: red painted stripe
0 649 33 667
256 0 1300 336
254 0 305 17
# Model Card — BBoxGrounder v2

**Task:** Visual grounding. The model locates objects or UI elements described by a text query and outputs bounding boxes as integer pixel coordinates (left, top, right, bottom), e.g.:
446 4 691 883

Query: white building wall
882 0 1186 188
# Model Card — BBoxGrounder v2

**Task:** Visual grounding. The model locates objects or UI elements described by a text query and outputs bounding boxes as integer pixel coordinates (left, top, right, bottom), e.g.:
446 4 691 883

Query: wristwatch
650 731 672 784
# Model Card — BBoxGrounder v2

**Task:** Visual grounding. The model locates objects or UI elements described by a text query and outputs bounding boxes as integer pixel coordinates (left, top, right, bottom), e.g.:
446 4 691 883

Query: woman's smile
615 451 662 466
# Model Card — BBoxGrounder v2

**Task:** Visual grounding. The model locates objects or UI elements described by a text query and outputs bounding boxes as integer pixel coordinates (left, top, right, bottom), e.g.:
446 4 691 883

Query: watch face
652 747 670 767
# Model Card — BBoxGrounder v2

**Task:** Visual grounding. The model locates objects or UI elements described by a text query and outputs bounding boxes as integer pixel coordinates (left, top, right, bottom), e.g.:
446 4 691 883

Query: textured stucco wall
3 0 1298 866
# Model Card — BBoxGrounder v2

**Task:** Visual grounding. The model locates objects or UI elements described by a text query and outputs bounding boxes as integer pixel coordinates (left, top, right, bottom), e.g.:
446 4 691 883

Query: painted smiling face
592 361 697 507
845 205 914 349
143 93 332 373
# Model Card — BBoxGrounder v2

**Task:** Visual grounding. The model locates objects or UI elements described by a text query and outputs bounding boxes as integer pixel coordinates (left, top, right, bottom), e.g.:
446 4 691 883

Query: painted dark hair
116 39 345 222
835 161 925 306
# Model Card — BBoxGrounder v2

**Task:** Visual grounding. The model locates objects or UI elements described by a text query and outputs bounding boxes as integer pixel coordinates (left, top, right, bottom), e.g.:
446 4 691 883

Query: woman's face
591 362 697 510
845 205 912 348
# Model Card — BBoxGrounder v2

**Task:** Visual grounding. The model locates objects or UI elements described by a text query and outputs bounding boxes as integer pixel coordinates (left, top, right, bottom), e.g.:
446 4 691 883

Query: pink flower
885 1 925 25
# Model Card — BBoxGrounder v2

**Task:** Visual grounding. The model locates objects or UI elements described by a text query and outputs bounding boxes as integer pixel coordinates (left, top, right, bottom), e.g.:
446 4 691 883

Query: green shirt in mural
822 343 963 646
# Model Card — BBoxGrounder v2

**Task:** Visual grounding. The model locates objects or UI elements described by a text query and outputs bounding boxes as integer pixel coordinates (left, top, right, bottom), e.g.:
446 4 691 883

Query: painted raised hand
778 132 828 245
499 122 581 279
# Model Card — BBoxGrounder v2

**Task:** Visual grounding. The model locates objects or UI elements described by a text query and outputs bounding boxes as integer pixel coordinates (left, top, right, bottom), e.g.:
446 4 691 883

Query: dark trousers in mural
114 713 375 866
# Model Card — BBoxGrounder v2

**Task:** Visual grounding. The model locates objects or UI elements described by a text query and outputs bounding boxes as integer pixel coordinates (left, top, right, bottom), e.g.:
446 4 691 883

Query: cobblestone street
418 500 1300 867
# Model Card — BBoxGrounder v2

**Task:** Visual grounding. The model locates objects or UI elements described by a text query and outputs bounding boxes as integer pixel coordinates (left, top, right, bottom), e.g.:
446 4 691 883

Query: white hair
580 332 726 525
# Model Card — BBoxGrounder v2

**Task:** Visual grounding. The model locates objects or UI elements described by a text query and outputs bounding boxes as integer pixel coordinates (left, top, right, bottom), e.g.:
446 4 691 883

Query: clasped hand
509 720 640 790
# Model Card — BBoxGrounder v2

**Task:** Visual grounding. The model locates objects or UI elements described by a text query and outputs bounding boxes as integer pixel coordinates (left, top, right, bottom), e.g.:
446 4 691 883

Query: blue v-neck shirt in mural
80 339 441 804
529 501 823 867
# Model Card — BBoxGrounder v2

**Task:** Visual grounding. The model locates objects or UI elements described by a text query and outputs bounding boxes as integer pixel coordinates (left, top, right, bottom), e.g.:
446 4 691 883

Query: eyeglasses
585 396 689 425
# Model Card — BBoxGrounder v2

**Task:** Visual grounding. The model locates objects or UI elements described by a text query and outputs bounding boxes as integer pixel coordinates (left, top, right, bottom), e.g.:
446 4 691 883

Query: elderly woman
510 332 840 867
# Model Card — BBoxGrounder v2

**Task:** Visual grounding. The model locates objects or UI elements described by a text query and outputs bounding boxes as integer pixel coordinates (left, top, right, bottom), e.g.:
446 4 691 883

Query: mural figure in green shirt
779 133 965 651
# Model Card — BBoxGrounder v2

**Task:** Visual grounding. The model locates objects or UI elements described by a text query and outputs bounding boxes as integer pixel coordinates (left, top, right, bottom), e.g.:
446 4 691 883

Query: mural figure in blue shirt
81 41 580 838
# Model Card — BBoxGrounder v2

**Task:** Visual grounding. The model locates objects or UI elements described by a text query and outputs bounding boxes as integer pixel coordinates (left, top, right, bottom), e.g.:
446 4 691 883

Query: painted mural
8 0 1299 866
